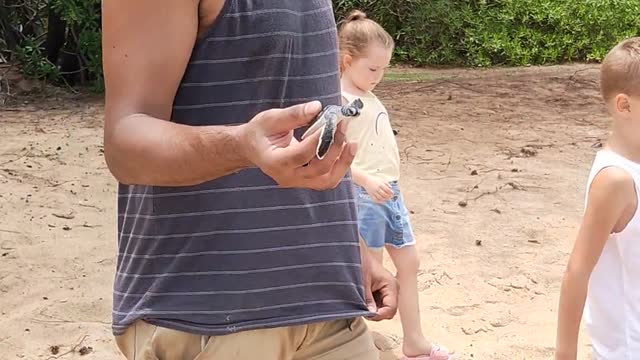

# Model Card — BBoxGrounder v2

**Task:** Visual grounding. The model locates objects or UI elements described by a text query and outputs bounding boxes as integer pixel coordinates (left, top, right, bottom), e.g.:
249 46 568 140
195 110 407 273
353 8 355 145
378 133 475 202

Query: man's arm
555 167 636 359
102 0 242 186
359 238 398 321
102 0 355 188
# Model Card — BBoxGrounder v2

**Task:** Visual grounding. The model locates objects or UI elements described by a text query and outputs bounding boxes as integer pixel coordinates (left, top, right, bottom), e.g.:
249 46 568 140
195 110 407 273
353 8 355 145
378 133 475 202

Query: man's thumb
364 277 377 313
264 101 322 133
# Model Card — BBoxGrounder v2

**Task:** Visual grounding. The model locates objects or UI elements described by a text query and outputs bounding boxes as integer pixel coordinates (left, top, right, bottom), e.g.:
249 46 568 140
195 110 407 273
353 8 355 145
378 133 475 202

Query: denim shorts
355 181 415 249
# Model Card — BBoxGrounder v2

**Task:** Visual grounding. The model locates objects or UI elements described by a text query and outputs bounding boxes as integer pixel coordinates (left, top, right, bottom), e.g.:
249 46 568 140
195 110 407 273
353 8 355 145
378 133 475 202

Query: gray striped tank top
112 0 370 336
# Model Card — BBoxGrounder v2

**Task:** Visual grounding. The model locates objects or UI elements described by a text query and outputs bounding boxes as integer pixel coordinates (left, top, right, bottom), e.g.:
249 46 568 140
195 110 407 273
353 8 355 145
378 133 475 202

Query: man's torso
113 0 369 336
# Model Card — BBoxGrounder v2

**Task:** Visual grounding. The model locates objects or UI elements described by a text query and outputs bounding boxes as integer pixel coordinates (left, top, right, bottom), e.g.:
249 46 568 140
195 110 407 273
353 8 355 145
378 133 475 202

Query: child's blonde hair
600 37 640 102
337 10 394 72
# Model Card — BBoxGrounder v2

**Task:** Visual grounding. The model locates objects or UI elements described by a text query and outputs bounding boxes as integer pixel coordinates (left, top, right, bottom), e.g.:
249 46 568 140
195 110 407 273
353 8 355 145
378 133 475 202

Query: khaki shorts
115 317 378 360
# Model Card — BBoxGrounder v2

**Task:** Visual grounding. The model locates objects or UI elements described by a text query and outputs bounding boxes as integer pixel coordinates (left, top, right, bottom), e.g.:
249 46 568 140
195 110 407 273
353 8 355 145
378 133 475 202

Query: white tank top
583 149 640 359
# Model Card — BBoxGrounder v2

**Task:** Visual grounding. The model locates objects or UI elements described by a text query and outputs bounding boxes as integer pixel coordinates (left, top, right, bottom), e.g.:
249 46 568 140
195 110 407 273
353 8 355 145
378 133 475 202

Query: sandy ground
0 64 608 359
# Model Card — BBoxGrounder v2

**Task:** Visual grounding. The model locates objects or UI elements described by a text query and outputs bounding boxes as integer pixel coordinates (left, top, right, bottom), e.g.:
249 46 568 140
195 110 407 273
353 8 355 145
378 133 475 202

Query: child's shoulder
342 90 385 107
591 166 635 193
587 150 637 214
590 150 640 178
342 89 374 99
590 150 637 185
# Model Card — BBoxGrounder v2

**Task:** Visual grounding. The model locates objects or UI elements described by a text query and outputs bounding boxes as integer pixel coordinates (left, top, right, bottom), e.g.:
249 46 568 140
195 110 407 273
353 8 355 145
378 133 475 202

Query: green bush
334 0 640 67
49 0 102 89
3 0 639 91
1 0 101 90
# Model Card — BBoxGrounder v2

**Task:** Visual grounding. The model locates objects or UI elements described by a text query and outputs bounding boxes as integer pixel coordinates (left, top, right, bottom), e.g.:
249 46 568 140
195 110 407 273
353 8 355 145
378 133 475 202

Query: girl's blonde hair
337 10 394 72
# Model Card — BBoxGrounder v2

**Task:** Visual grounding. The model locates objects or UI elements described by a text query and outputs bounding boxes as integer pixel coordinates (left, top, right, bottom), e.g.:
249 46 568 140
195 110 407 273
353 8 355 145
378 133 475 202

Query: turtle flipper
301 101 362 159
301 115 327 140
317 120 337 160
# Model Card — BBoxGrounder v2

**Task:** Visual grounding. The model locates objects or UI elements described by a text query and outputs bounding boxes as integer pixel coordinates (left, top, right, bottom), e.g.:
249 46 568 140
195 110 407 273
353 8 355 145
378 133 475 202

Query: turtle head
351 98 364 110
341 98 364 117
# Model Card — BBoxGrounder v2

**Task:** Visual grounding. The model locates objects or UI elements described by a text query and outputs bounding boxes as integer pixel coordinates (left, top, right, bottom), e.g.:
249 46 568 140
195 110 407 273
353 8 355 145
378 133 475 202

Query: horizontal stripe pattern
171 0 340 125
116 263 361 279
171 92 341 111
118 199 355 219
117 242 359 259
114 282 364 297
113 0 367 337
189 48 338 65
115 249 363 297
180 70 340 87
119 170 351 198
205 27 336 42
223 4 333 18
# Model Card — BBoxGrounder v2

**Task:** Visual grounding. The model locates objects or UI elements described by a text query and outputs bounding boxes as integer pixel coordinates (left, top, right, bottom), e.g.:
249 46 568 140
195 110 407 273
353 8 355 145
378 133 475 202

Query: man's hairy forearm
104 114 251 186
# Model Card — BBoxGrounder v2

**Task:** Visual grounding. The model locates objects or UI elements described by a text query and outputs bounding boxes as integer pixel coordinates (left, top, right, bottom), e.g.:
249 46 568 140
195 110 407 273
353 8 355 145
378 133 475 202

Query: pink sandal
401 345 454 360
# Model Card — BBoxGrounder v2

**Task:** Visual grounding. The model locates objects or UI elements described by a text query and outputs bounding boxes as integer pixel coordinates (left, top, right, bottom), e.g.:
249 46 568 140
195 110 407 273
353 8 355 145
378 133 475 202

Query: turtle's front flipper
301 115 326 140
301 101 361 160
315 111 339 160
316 122 334 160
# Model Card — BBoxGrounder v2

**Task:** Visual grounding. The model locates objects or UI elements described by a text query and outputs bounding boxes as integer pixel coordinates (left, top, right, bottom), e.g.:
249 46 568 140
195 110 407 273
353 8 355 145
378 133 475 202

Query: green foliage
3 0 640 91
334 0 640 67
14 39 58 80
1 0 101 90
50 0 103 90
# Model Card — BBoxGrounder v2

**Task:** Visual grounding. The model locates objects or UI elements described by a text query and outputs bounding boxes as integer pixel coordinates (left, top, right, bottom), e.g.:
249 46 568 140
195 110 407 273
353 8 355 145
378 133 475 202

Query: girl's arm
351 166 393 203
555 167 636 359
351 166 371 188
340 94 393 202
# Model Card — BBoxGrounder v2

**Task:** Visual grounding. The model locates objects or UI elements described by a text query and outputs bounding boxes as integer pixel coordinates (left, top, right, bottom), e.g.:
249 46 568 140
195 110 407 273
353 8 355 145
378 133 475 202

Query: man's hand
363 176 394 203
239 101 357 191
360 242 398 321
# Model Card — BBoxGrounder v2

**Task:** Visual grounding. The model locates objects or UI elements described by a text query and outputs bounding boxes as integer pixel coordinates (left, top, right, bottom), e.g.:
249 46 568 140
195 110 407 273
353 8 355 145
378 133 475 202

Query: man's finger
296 153 337 179
370 306 394 321
363 280 377 314
261 101 322 134
374 300 396 320
296 128 346 179
370 284 398 321
276 130 321 168
323 143 356 187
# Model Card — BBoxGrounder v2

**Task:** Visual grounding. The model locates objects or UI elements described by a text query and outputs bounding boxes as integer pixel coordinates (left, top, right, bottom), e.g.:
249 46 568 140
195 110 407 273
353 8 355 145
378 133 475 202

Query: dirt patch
0 64 603 359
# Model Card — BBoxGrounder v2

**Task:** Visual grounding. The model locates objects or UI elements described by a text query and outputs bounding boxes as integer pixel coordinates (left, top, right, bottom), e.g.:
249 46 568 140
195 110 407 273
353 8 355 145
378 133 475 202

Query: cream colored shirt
343 90 400 183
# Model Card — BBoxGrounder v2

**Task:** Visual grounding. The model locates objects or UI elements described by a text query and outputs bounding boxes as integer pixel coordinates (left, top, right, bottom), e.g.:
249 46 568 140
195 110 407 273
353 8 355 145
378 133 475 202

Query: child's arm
555 167 636 359
340 95 393 202
351 167 394 203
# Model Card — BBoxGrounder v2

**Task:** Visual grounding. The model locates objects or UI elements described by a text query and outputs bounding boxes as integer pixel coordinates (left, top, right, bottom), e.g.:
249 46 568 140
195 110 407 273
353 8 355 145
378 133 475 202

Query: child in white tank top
555 37 640 359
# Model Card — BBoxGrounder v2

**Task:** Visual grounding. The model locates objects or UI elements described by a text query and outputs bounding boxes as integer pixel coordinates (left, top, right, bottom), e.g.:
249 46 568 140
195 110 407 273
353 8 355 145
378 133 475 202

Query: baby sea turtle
301 98 364 160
